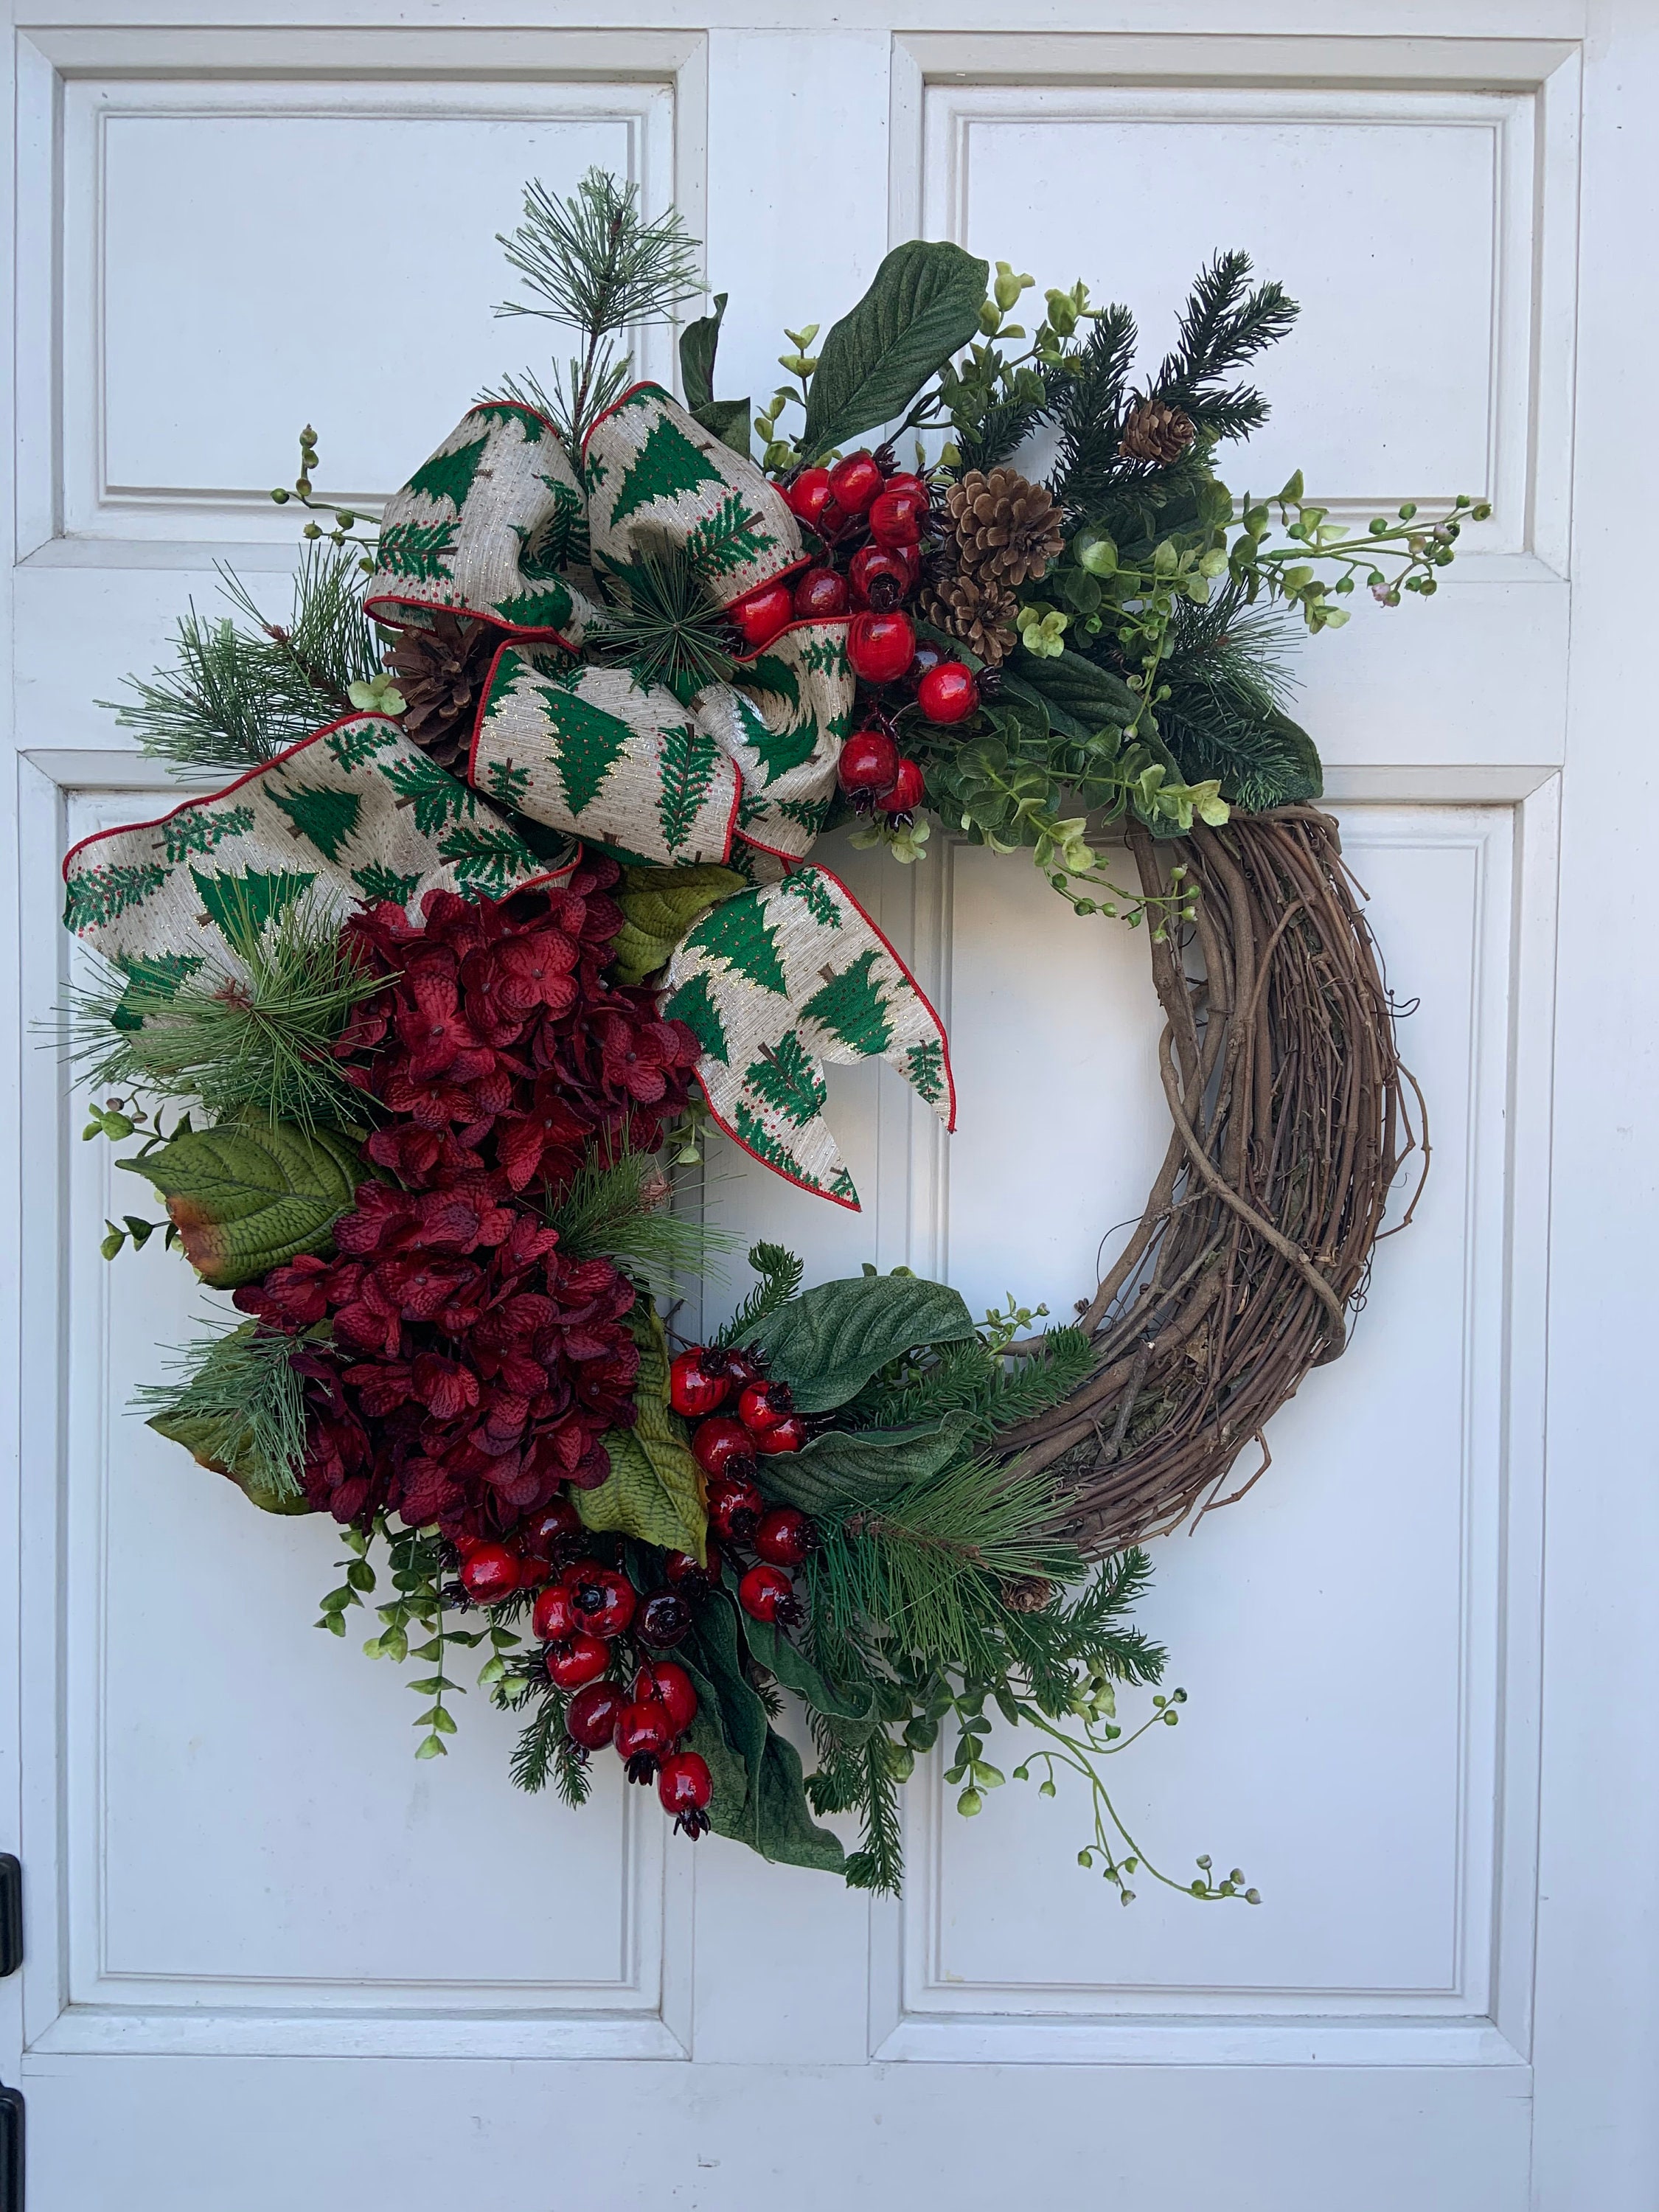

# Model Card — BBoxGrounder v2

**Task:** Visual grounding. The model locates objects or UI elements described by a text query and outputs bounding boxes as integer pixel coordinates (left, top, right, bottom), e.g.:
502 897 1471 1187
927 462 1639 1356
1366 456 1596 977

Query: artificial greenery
65 892 386 1131
490 169 701 451
102 543 386 774
543 1147 730 1301
133 1318 309 1503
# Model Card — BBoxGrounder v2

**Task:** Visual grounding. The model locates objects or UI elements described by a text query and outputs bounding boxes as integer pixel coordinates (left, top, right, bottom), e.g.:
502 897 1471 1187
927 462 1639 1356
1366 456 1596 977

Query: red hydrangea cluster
234 860 703 1536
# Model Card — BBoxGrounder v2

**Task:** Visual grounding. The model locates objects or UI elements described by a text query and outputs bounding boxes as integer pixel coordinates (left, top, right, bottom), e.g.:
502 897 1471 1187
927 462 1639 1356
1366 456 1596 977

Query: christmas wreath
61 172 1470 1901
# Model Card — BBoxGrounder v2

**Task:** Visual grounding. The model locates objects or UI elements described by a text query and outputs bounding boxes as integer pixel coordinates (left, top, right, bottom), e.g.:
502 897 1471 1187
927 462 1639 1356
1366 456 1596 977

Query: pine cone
923 571 1018 667
384 613 501 769
1118 399 1196 465
998 1576 1055 1615
944 468 1064 591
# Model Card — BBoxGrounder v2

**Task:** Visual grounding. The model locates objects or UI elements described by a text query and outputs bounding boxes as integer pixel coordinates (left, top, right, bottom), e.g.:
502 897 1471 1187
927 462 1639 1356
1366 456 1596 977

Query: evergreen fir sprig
493 170 701 451
1144 250 1300 445
710 1241 805 1349
63 897 388 1132
132 1317 308 1500
852 1329 1095 1440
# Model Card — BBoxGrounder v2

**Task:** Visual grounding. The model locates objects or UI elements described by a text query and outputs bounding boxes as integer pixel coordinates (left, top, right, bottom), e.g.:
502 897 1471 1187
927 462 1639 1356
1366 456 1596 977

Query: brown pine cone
384 613 502 769
944 467 1065 591
923 571 1018 667
998 1576 1055 1615
1118 399 1196 465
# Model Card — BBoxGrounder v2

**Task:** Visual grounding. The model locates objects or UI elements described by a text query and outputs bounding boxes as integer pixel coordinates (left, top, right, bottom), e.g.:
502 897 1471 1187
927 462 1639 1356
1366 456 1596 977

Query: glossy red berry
875 759 927 816
827 451 883 515
728 581 795 650
883 470 928 501
616 1699 673 1762
560 1562 636 1639
868 484 928 549
691 1416 757 1481
545 1632 610 1691
848 611 917 686
566 1680 625 1751
793 566 850 621
638 1589 695 1647
669 1347 731 1419
658 1750 714 1835
752 1412 808 1455
785 467 834 530
721 1348 766 1386
664 1543 723 1588
837 726 900 800
633 1660 698 1735
459 1543 519 1606
738 1563 801 1625
737 1379 794 1434
849 543 912 612
917 661 981 724
521 1498 580 1551
707 1478 765 1543
755 1506 814 1567
531 1582 580 1641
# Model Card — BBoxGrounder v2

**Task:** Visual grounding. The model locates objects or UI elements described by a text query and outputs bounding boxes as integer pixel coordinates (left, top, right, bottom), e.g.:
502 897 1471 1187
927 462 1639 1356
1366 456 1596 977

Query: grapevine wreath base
59 173 1461 1903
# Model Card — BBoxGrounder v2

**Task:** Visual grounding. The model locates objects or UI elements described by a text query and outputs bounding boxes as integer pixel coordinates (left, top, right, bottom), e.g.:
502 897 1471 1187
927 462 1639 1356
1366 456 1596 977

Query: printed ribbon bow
62 385 953 1208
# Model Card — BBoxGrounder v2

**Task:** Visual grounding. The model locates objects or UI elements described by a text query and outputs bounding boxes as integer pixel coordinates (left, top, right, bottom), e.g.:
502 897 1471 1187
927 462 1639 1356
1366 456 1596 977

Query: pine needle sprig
494 170 702 451
131 1318 308 1500
594 535 739 703
1157 582 1318 810
810 1456 1079 1683
103 545 381 776
711 1242 805 1349
63 897 386 1130
544 1147 732 1299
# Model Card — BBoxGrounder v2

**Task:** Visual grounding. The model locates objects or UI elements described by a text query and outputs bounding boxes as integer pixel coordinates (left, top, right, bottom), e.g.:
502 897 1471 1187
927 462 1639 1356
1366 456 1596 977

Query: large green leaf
752 1273 978 1413
146 1411 312 1516
578 1310 708 1559
679 292 726 411
683 1596 844 1874
612 863 748 987
757 1411 978 1514
736 1605 878 1735
679 295 753 458
1002 650 1140 741
117 1119 360 1287
801 242 990 462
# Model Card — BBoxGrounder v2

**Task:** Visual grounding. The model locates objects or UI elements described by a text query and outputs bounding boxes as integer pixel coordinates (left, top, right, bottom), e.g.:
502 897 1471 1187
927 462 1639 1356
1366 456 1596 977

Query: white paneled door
4 10 1655 2210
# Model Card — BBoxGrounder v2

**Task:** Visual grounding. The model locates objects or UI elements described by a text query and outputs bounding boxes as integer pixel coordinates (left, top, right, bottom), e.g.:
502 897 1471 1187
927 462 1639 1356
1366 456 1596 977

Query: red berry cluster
671 1345 816 1629
721 448 980 827
234 867 702 1539
456 1513 714 1837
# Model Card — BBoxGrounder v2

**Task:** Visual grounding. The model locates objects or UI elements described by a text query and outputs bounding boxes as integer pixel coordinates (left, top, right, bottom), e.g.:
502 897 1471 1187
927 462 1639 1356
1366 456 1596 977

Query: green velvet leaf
1002 650 1140 740
751 1274 979 1413
577 1310 707 1559
802 241 990 462
679 293 726 412
146 1411 313 1516
116 1119 360 1287
735 1605 878 1734
756 1411 978 1513
686 1596 846 1874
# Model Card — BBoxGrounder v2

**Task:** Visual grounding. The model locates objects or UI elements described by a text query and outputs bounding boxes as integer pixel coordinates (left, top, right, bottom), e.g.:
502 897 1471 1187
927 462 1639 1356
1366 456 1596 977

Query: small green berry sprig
270 425 382 567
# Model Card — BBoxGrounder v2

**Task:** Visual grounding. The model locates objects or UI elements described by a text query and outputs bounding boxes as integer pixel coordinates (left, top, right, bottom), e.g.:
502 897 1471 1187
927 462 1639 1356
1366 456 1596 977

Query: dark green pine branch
712 1242 805 1349
1050 303 1139 512
1145 251 1299 444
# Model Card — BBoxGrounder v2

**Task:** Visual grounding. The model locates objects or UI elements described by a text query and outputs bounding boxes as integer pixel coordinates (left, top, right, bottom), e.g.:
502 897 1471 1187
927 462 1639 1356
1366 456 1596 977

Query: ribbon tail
658 866 954 1210
61 719 567 970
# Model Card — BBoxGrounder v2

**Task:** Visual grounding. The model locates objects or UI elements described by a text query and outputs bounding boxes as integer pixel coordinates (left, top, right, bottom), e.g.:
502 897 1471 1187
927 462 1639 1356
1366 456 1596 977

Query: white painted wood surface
2 7 1654 2208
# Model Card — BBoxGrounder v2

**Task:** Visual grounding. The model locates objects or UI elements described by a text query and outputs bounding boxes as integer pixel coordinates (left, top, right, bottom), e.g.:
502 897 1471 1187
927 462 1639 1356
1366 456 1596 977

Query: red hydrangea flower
232 858 703 1537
